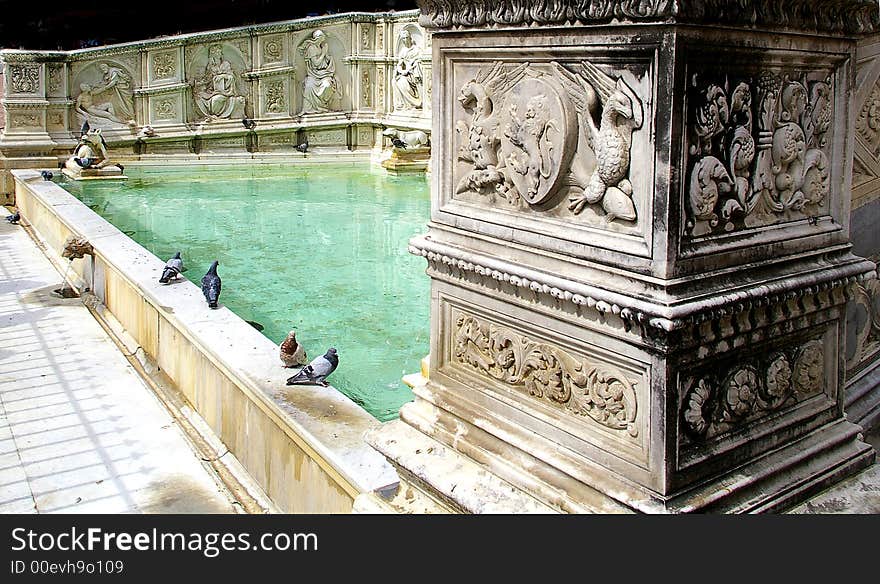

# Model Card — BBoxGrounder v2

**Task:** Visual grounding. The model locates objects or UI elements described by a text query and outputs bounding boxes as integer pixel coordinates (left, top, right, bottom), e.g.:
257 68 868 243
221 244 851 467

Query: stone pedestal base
363 398 874 514
381 147 430 174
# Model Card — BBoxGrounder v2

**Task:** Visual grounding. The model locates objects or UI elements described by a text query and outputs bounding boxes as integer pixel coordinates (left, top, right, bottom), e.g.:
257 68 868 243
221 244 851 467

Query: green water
61 163 430 422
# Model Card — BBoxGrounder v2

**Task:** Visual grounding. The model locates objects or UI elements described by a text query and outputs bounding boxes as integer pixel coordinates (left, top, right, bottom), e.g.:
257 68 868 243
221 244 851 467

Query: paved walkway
0 210 238 513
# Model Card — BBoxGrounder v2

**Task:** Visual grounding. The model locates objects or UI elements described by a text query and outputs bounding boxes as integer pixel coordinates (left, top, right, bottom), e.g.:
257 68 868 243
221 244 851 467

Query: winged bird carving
553 61 642 222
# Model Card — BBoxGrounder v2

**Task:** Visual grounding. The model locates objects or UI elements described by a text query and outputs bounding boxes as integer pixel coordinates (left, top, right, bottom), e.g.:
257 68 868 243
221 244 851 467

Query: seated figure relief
192 45 246 122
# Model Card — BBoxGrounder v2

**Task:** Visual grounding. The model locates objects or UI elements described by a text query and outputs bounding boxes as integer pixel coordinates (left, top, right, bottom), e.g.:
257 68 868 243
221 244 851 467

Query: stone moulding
409 236 874 332
415 0 879 34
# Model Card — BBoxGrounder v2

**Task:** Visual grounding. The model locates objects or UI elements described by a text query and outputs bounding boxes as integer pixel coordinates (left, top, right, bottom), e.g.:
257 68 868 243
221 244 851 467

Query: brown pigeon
280 330 308 368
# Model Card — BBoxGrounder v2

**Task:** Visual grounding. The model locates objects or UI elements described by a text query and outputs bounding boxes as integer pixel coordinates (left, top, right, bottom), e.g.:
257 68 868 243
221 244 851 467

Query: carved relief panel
443 50 653 258
293 29 346 115
71 60 137 130
260 76 289 117
149 50 179 84
46 107 67 132
186 43 248 122
677 327 836 469
46 65 65 98
438 294 650 468
359 23 373 52
8 64 41 95
148 94 182 125
683 64 838 239
260 35 286 67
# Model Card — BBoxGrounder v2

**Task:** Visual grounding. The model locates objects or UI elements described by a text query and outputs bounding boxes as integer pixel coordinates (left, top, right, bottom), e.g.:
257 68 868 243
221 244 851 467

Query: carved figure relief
453 314 639 436
681 338 826 442
265 80 286 114
454 60 643 223
153 53 176 80
392 28 423 111
10 65 40 93
685 71 832 237
11 113 40 128
361 70 371 107
190 45 246 121
376 67 385 108
73 62 136 129
298 30 339 115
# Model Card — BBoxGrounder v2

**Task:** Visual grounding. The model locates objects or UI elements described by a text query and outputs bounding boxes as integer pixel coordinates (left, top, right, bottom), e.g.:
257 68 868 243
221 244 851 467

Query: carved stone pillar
358 0 880 513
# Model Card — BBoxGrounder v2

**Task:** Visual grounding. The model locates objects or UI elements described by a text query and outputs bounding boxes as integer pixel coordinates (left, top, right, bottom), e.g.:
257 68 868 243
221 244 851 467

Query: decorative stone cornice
409 236 875 332
132 83 190 97
415 0 879 34
242 66 296 80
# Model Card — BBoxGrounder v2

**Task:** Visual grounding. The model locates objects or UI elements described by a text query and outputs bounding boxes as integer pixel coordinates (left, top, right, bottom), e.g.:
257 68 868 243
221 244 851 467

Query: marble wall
0 10 432 194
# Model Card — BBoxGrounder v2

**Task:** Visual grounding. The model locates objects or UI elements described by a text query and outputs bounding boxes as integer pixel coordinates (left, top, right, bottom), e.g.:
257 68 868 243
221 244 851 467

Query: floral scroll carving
265 80 286 114
10 65 40 93
453 314 639 436
454 60 643 223
856 81 880 158
685 71 833 237
153 53 176 80
681 339 825 442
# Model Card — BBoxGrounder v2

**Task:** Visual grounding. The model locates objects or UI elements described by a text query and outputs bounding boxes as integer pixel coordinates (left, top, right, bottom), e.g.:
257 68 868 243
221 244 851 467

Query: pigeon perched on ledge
5 211 20 224
280 330 308 368
295 141 309 153
41 170 53 181
159 251 186 284
286 348 338 387
242 117 257 130
201 260 221 309
391 137 407 149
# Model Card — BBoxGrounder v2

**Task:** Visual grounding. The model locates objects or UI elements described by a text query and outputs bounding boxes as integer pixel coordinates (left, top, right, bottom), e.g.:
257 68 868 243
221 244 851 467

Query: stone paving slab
0 210 238 514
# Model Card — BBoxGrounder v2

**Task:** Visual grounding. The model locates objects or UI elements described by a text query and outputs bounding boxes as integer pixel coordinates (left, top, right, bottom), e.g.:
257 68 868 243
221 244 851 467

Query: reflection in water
63 163 430 422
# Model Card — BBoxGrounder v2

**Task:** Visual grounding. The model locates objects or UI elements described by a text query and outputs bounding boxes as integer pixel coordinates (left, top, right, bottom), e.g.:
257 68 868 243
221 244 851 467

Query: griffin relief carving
453 314 639 436
454 60 643 224
685 71 832 237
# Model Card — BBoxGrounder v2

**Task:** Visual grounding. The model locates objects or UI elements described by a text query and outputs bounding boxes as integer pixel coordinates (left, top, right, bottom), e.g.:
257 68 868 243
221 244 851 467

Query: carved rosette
454 60 643 223
10 64 40 94
154 99 176 120
681 338 825 442
856 81 880 158
453 314 639 436
684 70 833 237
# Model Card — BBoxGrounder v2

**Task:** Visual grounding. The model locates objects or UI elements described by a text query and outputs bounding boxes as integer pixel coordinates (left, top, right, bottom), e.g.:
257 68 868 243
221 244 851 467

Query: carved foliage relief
453 313 639 436
680 338 826 444
855 80 880 159
10 65 40 93
453 60 645 225
684 70 833 237
152 53 176 80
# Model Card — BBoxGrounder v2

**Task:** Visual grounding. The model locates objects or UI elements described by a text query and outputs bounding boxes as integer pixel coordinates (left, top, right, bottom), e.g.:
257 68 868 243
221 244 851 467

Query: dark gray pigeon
391 137 407 149
159 251 186 284
201 260 221 308
242 117 256 130
6 211 20 224
295 141 309 153
80 120 90 137
286 348 338 387
41 170 53 181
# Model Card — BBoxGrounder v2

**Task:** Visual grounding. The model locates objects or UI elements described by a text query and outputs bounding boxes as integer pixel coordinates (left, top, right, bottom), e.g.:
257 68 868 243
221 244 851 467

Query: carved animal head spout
61 236 94 260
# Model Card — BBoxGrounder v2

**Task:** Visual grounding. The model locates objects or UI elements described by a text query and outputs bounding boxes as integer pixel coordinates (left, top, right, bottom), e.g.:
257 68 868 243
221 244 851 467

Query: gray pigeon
201 260 221 308
295 141 309 153
159 251 186 284
6 211 20 224
41 170 53 181
286 348 338 387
